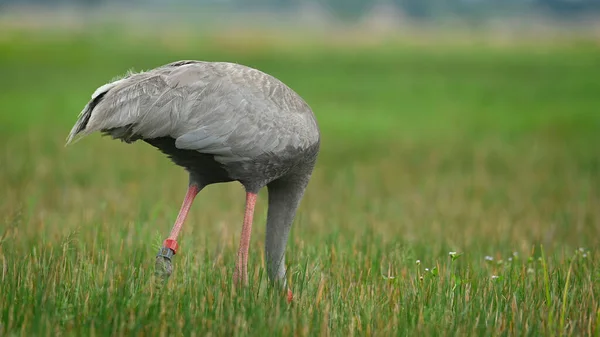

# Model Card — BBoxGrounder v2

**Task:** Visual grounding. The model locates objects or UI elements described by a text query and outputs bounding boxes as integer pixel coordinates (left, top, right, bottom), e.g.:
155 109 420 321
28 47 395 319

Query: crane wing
67 61 318 164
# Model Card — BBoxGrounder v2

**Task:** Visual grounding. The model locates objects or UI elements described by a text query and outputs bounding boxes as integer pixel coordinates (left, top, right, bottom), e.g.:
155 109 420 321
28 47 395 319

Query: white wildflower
449 251 462 261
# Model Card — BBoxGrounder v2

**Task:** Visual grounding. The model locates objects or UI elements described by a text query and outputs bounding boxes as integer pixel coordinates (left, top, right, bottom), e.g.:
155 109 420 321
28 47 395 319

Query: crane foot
155 247 174 281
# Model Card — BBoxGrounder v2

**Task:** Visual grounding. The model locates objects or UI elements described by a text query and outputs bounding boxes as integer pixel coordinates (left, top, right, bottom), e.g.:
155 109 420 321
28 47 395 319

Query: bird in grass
66 60 320 300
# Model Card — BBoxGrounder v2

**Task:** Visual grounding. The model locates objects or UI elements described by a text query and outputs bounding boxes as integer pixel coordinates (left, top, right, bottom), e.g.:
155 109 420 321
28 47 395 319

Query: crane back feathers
65 61 320 171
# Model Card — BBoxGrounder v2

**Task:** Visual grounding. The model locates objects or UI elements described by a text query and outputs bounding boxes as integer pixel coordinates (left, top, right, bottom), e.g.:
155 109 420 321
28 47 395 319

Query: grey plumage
67 60 320 286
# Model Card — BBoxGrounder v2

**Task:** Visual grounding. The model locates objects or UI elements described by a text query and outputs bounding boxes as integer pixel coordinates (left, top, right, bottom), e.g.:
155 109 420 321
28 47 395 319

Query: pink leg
160 184 200 256
233 192 257 286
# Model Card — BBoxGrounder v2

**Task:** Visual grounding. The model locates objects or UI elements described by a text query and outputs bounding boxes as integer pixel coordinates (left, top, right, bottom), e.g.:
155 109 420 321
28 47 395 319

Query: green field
0 29 599 336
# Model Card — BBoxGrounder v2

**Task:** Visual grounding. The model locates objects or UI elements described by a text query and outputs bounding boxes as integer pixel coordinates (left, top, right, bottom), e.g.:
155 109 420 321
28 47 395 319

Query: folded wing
67 61 318 164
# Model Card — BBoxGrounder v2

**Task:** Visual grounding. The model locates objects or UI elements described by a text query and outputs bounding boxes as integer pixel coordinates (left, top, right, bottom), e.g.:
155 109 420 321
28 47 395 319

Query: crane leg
233 192 257 287
155 184 200 280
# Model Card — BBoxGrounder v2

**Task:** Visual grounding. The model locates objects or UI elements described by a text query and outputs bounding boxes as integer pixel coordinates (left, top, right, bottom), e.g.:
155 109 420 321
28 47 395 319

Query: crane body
67 60 320 300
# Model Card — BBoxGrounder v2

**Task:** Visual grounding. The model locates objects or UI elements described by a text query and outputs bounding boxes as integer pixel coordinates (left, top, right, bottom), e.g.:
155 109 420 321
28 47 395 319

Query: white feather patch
91 78 127 99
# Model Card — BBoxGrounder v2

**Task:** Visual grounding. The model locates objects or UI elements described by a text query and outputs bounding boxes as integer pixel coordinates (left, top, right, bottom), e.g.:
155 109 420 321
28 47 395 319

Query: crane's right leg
155 183 201 280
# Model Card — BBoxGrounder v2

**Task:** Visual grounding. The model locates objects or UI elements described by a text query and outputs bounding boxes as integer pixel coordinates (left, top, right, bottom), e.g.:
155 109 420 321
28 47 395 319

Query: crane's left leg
155 183 201 280
233 192 257 287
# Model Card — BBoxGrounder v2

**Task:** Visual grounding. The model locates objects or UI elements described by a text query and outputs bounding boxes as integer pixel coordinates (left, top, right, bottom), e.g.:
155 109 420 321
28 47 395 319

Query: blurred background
1 0 599 279
1 0 600 37
0 1 599 334
2 0 600 23
1 0 600 277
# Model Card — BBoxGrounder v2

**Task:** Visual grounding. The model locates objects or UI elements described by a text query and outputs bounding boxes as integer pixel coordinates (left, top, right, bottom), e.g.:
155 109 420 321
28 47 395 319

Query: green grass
1 28 599 336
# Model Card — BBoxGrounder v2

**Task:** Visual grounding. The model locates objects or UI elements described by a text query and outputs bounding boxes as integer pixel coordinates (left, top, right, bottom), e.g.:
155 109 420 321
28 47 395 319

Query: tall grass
0 29 599 336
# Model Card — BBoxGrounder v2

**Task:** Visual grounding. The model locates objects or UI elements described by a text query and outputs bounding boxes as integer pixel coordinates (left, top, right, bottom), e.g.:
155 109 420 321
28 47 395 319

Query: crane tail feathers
65 82 115 146
65 104 93 145
66 74 131 146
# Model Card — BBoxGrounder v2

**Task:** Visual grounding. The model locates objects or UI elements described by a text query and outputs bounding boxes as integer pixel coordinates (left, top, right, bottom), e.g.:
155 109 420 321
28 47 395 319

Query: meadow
0 28 599 336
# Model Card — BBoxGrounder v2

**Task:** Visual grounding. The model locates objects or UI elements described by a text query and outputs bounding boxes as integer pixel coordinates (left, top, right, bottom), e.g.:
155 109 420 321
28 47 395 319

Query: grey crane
66 60 320 300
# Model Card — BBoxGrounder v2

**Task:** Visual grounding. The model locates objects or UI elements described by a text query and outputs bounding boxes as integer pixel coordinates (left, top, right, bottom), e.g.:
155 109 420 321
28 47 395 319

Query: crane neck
264 172 312 282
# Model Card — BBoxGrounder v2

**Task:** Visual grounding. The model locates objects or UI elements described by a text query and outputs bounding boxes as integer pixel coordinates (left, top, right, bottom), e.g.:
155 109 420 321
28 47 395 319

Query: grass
0 28 599 336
